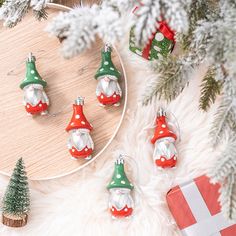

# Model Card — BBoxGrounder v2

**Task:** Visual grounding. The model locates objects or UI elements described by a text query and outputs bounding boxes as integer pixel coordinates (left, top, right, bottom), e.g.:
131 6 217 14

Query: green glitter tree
2 158 30 217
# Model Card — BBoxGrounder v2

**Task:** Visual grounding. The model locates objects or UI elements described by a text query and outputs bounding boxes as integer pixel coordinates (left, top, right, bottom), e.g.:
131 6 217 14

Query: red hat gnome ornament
151 108 178 168
66 97 94 160
20 53 49 116
107 155 134 219
95 44 122 107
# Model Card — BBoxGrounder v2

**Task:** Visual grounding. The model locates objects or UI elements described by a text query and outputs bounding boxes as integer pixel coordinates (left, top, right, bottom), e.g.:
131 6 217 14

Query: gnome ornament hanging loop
151 108 178 169
20 53 49 116
66 97 94 160
95 44 122 107
107 155 134 219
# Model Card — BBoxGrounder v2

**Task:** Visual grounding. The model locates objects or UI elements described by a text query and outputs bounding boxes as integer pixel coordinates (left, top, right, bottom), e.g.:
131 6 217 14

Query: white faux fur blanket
0 44 220 236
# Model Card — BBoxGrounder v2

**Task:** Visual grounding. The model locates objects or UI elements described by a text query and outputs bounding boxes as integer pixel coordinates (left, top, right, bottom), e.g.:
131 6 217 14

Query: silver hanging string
167 110 181 142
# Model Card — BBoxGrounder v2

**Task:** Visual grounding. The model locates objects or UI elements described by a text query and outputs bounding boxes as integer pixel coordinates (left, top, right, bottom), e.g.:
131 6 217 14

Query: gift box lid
166 175 236 236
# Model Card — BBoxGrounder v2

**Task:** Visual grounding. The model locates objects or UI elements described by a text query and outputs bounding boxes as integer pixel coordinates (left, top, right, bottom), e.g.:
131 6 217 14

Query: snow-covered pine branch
106 0 135 12
142 55 193 105
47 6 97 58
47 0 135 58
210 74 236 145
160 0 191 33
219 173 236 221
199 66 222 111
133 0 161 47
0 0 4 7
208 138 236 220
0 0 50 27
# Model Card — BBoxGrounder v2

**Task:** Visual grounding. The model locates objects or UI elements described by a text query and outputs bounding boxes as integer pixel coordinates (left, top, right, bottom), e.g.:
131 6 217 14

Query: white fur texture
0 43 220 236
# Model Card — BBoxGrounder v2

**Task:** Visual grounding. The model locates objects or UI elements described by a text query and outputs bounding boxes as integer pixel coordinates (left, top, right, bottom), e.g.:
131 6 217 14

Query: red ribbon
159 21 175 41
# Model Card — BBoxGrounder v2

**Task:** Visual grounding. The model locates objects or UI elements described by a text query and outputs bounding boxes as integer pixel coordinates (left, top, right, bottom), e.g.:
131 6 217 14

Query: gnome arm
116 82 122 96
109 80 122 96
42 91 49 105
88 133 94 150
96 81 103 96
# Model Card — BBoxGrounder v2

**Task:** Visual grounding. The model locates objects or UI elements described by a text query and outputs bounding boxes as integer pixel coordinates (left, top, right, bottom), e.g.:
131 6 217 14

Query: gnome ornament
151 108 178 168
20 53 49 116
66 97 94 160
95 45 122 107
107 155 134 219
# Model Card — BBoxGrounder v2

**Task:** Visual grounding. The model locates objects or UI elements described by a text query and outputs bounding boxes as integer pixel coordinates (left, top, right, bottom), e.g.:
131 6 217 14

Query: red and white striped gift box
166 175 236 236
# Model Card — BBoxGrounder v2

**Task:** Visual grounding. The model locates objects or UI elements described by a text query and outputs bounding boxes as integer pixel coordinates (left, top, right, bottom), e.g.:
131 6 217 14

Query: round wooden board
0 4 127 180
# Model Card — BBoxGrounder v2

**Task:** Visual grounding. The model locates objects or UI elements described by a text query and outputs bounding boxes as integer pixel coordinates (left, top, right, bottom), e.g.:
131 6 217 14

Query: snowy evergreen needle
2 158 30 217
0 0 50 27
199 66 222 111
0 0 5 7
209 138 236 220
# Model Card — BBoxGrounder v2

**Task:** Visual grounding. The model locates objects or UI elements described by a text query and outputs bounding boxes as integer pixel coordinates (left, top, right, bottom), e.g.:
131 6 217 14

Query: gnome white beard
24 84 48 106
68 129 94 151
109 188 133 210
153 137 177 161
96 76 121 97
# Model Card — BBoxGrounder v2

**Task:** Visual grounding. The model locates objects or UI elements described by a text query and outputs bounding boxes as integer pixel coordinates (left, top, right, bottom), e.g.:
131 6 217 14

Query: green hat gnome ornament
95 44 122 107
107 155 134 219
20 53 49 116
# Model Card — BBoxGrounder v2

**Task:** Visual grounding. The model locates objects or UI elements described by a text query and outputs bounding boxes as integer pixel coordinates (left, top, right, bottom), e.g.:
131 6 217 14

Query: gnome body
107 156 134 219
20 53 49 116
66 97 94 160
95 45 122 107
151 109 178 168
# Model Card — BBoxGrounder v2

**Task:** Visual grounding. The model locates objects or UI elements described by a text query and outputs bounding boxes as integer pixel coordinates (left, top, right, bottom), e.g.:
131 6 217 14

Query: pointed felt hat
107 156 134 190
20 53 47 90
95 45 121 80
66 97 93 132
151 109 177 144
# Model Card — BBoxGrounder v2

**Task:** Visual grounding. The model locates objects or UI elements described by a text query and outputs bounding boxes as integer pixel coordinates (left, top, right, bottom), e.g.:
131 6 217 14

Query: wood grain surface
0 5 126 179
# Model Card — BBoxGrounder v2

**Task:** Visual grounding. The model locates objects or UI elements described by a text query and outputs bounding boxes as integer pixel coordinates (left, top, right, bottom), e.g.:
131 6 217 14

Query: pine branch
0 0 5 7
47 6 98 58
0 0 49 27
0 0 30 27
210 77 236 146
142 55 193 105
33 8 48 20
199 66 222 111
134 0 161 47
219 173 236 220
210 99 233 146
161 0 190 34
106 0 135 12
47 0 132 58
177 0 211 51
208 139 236 220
